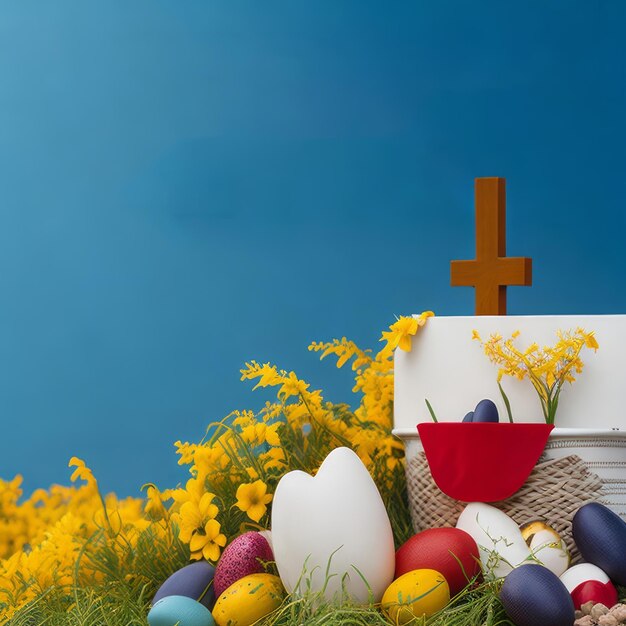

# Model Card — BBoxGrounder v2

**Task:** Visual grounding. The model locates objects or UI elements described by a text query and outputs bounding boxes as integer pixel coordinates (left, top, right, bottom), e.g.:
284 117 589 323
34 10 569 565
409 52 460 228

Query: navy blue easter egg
572 502 626 586
473 399 499 423
462 411 474 422
148 595 215 626
153 561 216 611
500 564 574 626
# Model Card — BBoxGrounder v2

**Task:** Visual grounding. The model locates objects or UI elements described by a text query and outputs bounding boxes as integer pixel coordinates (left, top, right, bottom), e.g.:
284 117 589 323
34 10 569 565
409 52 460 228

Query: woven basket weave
406 452 605 562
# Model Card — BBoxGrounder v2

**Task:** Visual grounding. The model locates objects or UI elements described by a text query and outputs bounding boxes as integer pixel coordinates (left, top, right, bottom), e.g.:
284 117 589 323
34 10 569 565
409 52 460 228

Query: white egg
271 447 395 604
456 503 531 579
529 529 569 577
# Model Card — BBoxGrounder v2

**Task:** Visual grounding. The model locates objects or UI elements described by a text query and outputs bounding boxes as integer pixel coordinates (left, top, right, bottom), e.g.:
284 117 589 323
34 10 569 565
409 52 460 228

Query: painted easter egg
472 399 499 423
523 526 569 578
214 532 273 598
572 502 626 585
560 563 618 610
271 447 395 604
456 503 531 579
212 573 284 626
462 411 474 422
500 564 575 626
520 520 557 544
153 561 216 610
381 569 450 625
395 528 480 596
148 595 215 626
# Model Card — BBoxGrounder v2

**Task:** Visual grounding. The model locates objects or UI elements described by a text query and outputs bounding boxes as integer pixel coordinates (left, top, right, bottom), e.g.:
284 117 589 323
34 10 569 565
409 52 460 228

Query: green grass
8 579 511 626
8 572 622 625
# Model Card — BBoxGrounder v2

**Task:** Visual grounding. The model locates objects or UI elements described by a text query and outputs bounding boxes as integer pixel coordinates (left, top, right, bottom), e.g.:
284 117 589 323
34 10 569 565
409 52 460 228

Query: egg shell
500 564 575 626
462 411 474 423
214 532 273 598
148 595 215 626
153 561 216 610
472 399 499 423
528 529 569 577
560 563 618 610
381 569 450 625
572 502 626 585
212 573 284 626
395 528 480 596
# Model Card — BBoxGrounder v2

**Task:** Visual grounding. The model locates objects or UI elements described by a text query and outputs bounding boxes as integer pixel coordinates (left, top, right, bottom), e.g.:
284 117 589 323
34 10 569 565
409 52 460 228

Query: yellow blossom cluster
473 327 599 424
0 458 184 622
0 315 430 622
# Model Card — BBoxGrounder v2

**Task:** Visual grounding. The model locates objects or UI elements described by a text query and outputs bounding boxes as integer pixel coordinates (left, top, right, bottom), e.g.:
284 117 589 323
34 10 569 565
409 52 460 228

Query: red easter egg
395 528 481 596
560 563 618 610
571 580 618 610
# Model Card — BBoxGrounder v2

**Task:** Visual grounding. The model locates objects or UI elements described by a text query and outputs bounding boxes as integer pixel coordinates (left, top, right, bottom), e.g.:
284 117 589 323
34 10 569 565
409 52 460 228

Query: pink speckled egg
214 532 273 598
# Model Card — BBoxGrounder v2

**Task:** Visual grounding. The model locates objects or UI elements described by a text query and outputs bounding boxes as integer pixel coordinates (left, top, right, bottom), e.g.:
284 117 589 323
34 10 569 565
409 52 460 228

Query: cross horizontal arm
450 257 532 287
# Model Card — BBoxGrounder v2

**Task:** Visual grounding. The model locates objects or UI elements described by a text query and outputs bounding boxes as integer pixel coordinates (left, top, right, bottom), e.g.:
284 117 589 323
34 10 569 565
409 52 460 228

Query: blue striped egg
572 502 626 586
153 561 216 610
500 564 574 626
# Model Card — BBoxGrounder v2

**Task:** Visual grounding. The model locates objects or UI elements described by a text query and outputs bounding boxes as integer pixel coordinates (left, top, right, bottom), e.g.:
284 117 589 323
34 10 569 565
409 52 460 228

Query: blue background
1 1 624 496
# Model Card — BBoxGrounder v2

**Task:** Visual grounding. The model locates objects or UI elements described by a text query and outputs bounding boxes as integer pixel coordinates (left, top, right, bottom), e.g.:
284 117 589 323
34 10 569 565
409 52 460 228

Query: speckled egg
472 399 499 422
212 573 284 626
572 502 626 586
500 564 574 626
148 595 215 626
381 569 450 625
213 532 273 598
153 561 216 610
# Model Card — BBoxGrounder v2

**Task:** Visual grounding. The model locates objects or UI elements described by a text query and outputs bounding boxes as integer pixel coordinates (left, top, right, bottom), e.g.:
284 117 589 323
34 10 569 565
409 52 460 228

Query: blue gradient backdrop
1 1 624 496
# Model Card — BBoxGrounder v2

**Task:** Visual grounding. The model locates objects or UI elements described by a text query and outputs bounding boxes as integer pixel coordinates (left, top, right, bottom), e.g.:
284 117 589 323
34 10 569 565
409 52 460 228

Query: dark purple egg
153 561 216 610
462 411 474 423
214 532 274 598
473 399 499 423
572 502 626 586
500 564 574 626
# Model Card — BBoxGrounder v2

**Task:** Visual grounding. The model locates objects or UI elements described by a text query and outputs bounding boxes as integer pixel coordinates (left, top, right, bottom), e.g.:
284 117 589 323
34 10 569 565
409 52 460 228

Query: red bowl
417 422 554 502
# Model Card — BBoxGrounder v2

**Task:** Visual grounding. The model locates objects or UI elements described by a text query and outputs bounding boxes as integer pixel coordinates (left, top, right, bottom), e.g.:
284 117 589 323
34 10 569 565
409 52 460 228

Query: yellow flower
177 492 226 561
235 480 273 522
309 338 372 370
174 441 196 465
189 518 227 562
475 327 599 424
179 493 218 537
380 312 434 353
142 484 168 520
277 372 310 401
264 423 281 447
68 457 96 486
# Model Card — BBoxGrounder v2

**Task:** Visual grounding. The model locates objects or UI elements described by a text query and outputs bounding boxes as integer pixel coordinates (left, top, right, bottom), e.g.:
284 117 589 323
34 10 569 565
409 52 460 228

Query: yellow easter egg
212 573 284 626
381 569 450 625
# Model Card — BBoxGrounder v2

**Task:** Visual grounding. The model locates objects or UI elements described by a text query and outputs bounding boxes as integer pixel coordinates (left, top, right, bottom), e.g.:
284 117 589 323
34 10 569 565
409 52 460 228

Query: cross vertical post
450 177 532 315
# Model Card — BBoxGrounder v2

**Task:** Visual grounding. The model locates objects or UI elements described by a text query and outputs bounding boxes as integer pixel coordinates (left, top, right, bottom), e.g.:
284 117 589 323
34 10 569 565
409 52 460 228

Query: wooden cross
450 177 532 315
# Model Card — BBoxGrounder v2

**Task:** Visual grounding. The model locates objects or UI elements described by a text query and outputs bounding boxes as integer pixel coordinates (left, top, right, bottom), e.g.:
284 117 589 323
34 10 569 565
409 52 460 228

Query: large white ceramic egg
271 447 395 604
456 503 531 579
